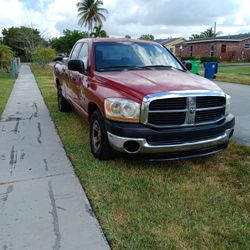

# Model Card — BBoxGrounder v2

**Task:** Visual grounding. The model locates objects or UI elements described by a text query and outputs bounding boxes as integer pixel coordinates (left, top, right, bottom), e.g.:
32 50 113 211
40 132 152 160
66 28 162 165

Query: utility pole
214 22 217 37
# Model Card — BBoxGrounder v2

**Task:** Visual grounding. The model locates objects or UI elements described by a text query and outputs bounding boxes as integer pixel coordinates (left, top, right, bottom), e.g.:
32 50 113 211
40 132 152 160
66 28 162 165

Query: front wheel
90 110 112 160
57 86 71 112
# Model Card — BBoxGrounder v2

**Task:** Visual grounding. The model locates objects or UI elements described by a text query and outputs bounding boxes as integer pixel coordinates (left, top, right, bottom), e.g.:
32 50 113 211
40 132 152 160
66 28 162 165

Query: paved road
0 65 110 250
215 81 250 146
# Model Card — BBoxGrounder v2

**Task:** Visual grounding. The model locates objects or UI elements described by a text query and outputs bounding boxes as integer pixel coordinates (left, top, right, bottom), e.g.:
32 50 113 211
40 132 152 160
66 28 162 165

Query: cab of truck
54 38 235 160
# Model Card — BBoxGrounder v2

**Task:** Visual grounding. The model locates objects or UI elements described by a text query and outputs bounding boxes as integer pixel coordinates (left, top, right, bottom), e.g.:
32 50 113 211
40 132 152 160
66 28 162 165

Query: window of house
244 44 250 49
210 45 215 56
189 46 193 56
221 44 226 53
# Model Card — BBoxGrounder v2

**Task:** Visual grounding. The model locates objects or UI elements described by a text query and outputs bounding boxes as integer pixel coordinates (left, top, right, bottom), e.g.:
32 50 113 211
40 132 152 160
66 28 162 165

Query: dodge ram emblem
190 107 195 114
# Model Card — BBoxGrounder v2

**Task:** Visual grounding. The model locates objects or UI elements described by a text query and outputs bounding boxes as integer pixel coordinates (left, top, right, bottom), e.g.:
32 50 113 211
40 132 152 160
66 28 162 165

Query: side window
70 43 82 60
78 43 89 67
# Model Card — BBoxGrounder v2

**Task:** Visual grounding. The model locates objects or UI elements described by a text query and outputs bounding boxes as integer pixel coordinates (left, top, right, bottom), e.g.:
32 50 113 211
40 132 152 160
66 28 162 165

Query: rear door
67 42 83 104
75 42 89 111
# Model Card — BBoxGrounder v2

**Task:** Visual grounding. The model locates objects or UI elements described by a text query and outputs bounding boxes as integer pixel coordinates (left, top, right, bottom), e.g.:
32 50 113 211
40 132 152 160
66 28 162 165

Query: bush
0 44 14 72
179 56 200 61
32 47 56 67
200 56 219 63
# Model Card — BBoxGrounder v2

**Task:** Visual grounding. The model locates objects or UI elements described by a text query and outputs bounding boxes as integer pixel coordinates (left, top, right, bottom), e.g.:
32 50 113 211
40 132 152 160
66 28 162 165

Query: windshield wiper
97 65 185 72
97 65 148 72
142 65 185 71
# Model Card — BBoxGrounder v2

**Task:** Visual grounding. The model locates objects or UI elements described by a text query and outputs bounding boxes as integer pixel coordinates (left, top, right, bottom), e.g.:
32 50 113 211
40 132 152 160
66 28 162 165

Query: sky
0 0 249 40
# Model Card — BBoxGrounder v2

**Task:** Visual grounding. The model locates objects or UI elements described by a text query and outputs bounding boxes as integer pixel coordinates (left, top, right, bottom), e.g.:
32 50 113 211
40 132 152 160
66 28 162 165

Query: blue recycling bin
204 62 218 79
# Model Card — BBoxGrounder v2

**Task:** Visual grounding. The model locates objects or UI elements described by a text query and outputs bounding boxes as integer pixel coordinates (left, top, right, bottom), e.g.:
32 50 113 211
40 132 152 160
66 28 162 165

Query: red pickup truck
54 38 235 160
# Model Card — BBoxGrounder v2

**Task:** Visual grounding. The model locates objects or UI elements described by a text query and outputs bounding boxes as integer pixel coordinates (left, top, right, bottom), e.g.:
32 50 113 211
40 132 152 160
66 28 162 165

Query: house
175 33 250 62
155 37 185 55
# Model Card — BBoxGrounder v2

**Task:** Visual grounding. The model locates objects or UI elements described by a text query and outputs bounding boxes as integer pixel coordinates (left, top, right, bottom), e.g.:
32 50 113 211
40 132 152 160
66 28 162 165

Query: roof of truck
77 37 159 44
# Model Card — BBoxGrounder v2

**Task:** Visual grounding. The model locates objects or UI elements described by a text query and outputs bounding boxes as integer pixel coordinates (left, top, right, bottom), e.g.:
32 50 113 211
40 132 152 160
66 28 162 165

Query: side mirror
68 59 85 74
54 56 63 62
182 61 192 71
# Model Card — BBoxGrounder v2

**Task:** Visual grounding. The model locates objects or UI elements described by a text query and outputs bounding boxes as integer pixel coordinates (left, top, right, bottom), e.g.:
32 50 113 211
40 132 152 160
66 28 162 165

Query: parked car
54 38 235 160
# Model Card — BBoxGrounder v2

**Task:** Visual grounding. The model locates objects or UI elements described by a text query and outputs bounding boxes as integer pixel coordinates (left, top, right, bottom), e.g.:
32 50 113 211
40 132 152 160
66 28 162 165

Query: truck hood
95 69 223 100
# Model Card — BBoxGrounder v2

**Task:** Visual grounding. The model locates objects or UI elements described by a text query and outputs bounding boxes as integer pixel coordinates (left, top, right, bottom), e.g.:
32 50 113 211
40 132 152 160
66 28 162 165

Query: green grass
31 64 250 249
198 64 250 85
216 67 250 85
219 62 250 67
0 72 15 114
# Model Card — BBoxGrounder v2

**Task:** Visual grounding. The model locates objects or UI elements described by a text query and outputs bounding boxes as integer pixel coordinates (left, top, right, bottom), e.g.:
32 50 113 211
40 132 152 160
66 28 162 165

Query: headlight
104 98 140 122
225 94 231 116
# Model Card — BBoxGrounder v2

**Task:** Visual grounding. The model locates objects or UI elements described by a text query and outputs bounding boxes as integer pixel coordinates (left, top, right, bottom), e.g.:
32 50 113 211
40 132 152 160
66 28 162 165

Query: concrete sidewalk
0 65 110 250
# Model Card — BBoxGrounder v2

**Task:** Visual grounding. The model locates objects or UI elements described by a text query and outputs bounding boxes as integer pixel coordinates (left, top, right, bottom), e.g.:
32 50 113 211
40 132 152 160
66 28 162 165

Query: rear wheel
90 110 112 160
57 86 71 112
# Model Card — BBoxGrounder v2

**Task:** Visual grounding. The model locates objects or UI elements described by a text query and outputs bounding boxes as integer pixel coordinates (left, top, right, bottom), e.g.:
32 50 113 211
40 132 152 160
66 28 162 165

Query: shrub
0 44 14 72
32 47 56 67
200 56 219 63
179 56 201 61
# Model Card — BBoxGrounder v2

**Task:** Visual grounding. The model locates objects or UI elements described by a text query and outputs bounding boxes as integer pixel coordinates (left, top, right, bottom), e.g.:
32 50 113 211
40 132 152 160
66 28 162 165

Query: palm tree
0 44 14 72
90 25 108 37
190 27 223 40
77 0 108 33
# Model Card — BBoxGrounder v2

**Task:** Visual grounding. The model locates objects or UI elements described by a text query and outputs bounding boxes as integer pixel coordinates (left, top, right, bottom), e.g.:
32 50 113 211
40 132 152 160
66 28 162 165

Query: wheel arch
88 102 104 121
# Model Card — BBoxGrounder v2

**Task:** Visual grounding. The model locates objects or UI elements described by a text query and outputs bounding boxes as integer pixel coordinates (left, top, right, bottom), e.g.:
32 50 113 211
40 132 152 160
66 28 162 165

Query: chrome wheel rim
92 120 101 153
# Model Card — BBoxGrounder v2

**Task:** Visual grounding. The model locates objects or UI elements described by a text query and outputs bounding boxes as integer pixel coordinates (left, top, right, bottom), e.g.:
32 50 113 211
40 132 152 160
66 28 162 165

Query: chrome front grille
141 91 226 128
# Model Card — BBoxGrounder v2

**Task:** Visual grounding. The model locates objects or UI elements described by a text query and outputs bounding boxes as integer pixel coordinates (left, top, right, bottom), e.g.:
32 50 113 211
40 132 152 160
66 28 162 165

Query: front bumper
105 114 235 158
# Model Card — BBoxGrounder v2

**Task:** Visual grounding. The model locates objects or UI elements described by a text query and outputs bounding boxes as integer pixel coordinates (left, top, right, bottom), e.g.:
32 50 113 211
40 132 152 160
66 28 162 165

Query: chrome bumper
107 128 234 154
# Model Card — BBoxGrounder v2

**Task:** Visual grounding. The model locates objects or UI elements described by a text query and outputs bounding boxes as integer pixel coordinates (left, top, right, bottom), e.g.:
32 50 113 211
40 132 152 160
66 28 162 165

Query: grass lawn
0 72 15 114
216 66 250 85
31 64 250 249
219 62 250 67
198 64 250 85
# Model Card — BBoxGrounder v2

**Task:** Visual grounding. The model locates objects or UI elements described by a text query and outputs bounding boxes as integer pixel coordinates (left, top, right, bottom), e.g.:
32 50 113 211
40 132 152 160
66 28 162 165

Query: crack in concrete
43 159 49 171
48 180 61 250
10 118 20 134
9 146 17 174
0 185 13 214
37 122 42 144
28 102 39 120
33 102 38 117
20 153 25 160
0 172 71 187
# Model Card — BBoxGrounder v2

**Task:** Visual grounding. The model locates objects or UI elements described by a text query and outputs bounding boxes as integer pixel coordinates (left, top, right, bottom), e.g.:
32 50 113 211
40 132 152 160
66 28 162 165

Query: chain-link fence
0 58 21 77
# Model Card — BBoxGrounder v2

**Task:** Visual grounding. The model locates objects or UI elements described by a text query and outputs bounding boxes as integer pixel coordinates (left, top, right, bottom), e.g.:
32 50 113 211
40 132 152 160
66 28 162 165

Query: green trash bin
190 60 201 74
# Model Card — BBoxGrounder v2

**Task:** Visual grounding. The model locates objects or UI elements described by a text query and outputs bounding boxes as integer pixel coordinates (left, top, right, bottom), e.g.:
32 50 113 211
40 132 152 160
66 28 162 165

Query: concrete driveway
0 65 109 250
216 81 250 146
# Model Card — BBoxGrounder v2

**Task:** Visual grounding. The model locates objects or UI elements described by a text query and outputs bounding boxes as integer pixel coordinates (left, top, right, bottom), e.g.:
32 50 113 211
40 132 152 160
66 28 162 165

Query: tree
190 27 222 40
125 35 131 39
90 25 108 37
0 44 14 72
32 47 56 68
139 34 154 41
2 26 47 62
77 0 108 33
50 30 89 54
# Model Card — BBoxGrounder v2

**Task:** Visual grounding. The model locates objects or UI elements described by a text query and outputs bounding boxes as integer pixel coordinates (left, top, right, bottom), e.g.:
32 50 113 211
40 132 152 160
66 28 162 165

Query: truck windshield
94 42 183 72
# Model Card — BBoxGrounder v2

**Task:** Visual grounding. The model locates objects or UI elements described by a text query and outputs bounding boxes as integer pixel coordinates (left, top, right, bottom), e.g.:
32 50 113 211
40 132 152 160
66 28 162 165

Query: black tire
90 110 112 160
57 86 71 112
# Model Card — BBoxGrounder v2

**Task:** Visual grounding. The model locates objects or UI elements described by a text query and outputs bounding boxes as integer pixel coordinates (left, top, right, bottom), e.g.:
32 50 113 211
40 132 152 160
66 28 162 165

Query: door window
70 43 82 60
78 43 89 68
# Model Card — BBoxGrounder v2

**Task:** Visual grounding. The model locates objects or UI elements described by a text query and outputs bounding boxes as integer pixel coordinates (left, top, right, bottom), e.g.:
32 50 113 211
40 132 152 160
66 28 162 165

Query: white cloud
0 0 249 40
